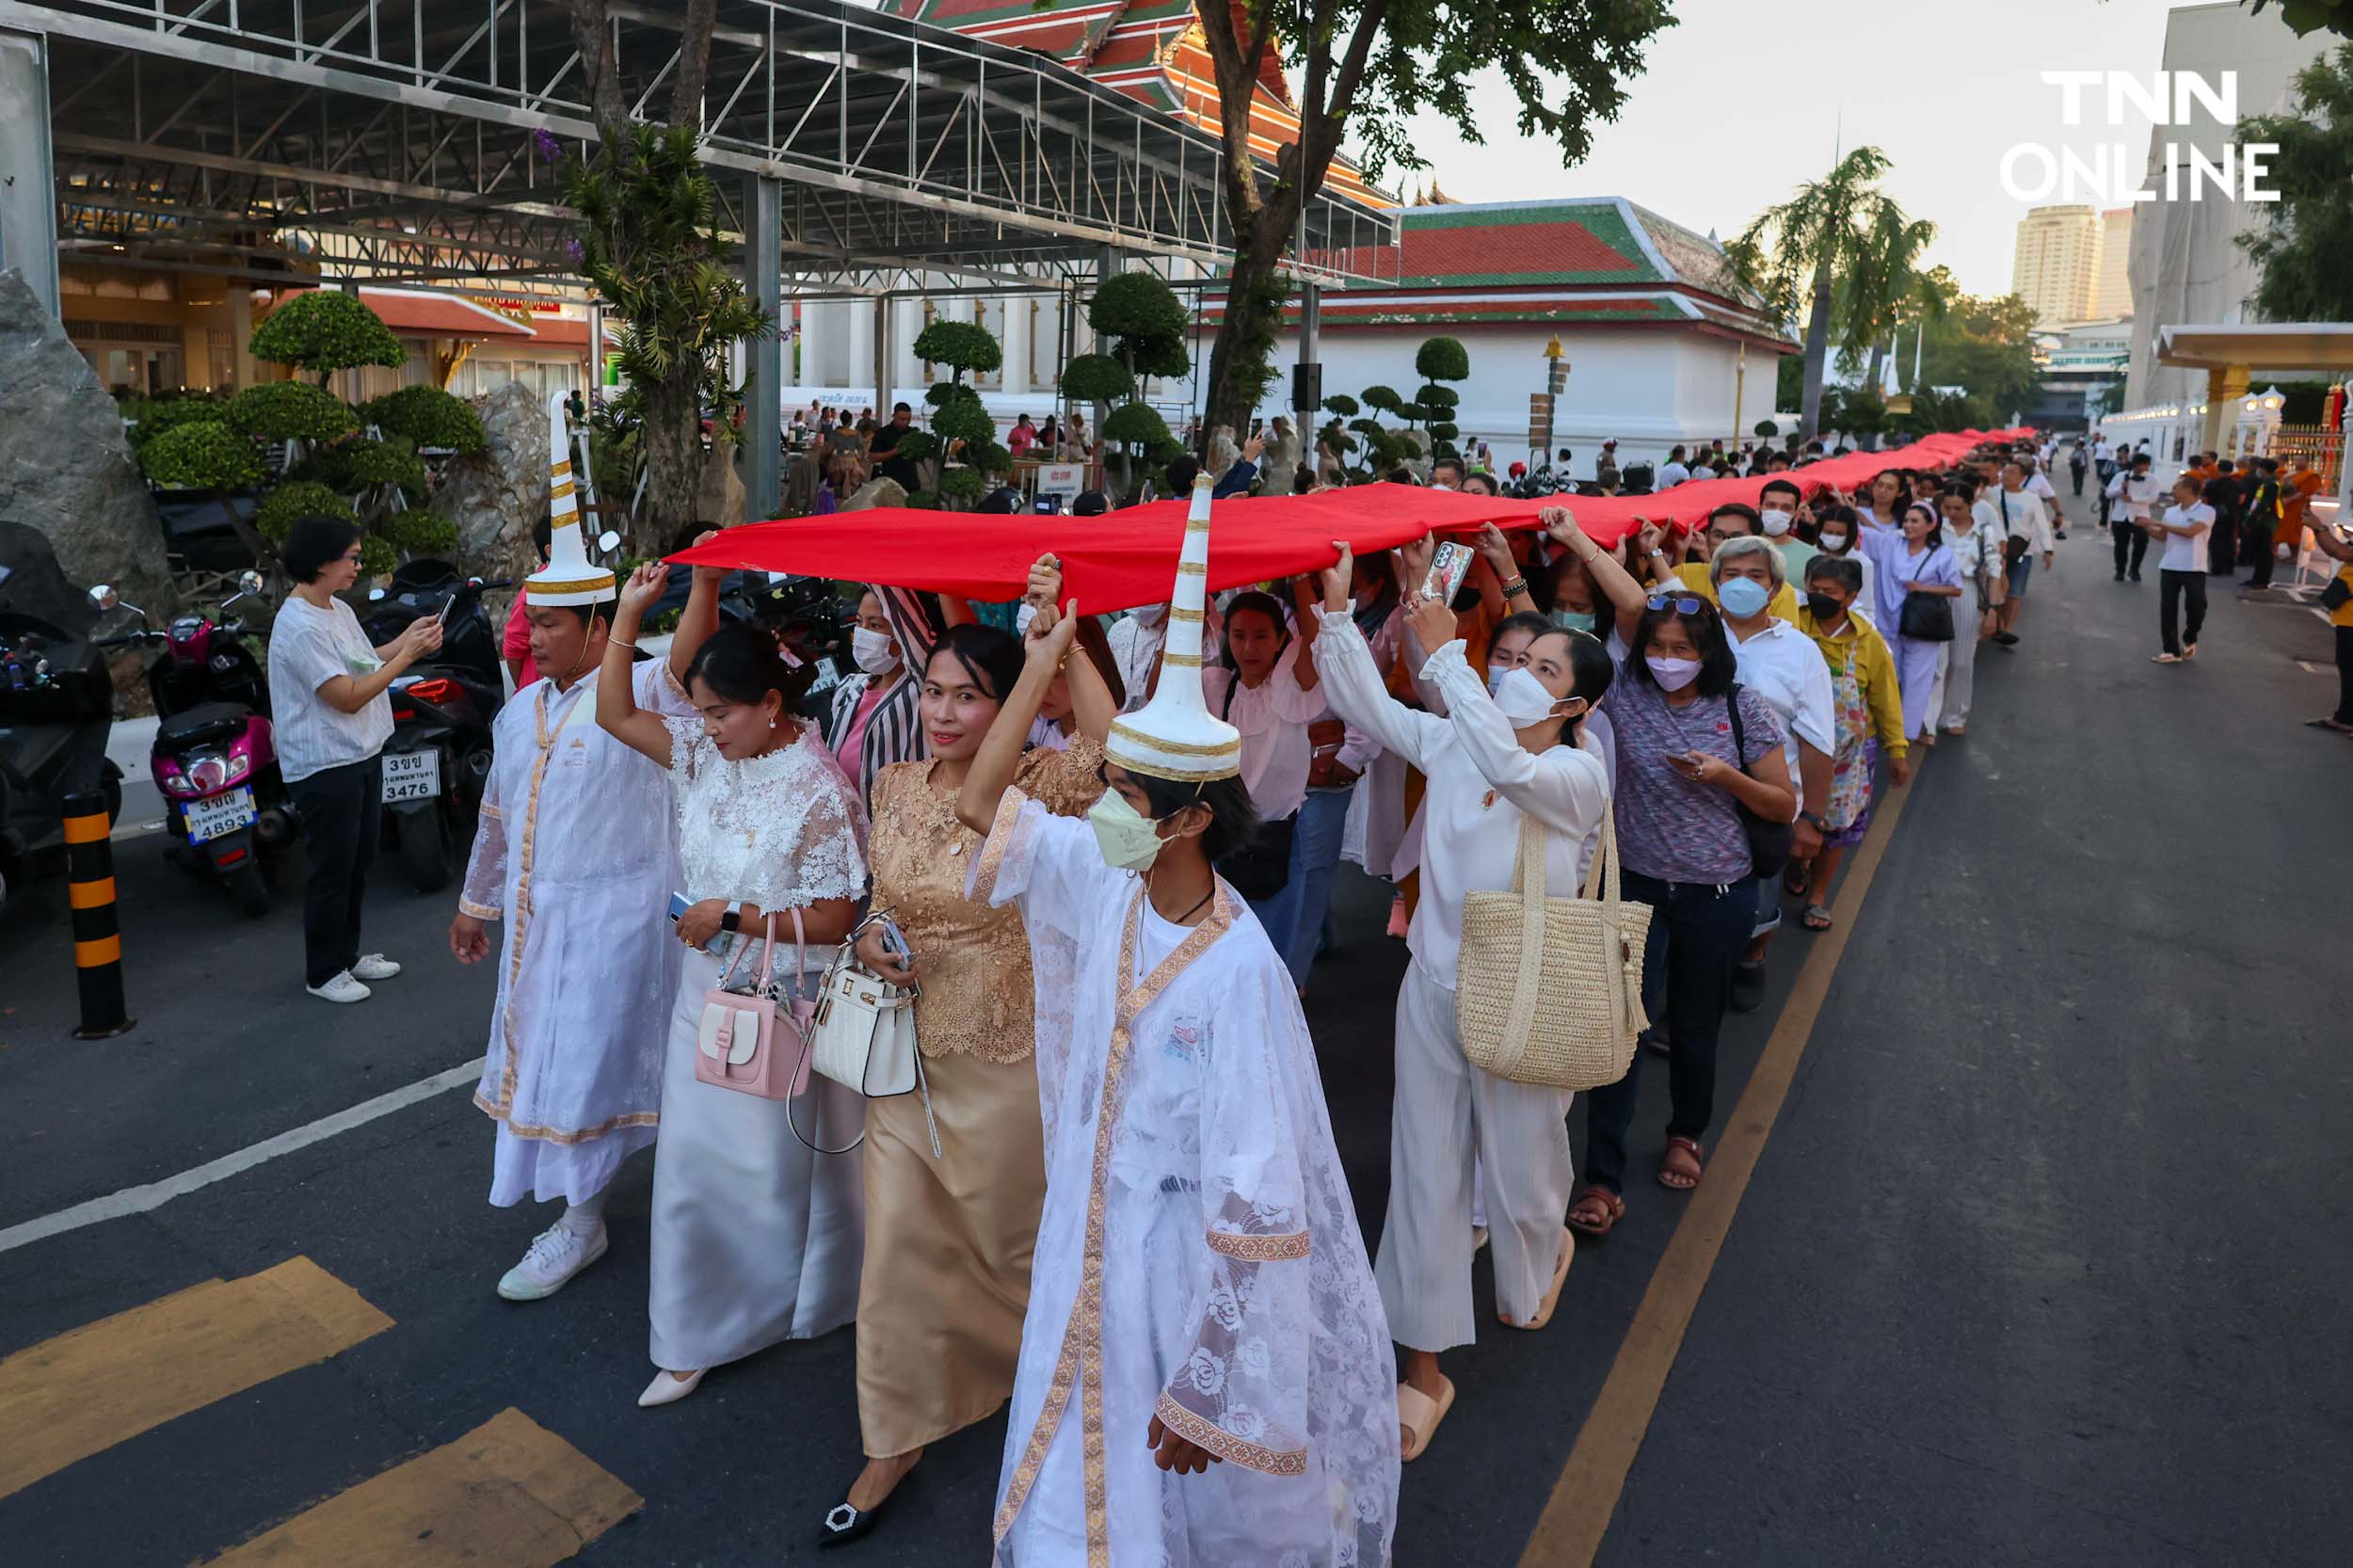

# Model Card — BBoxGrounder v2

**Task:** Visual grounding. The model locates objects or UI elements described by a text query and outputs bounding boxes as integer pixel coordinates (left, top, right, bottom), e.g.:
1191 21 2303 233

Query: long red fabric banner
669 426 2034 616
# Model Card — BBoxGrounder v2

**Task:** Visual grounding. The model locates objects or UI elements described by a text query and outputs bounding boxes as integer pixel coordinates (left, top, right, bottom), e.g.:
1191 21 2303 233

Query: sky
1381 0 2218 297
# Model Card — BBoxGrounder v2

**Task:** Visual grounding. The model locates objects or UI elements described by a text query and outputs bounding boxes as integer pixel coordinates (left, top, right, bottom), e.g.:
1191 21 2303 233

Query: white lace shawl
664 716 868 912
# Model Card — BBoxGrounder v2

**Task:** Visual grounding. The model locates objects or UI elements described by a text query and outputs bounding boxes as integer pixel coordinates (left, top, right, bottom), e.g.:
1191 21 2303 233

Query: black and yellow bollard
61 789 135 1039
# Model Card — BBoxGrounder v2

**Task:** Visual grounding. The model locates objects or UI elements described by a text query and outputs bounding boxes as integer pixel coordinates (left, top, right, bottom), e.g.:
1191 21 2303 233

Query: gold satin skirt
855 1047 1047 1457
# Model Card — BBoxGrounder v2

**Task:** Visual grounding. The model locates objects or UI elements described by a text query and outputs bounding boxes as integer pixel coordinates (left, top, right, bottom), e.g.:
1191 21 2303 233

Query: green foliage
227 380 360 443
380 509 458 556
138 421 264 490
913 320 1003 381
248 291 405 380
255 481 357 541
1429 421 1460 444
1060 353 1136 404
364 386 488 453
1398 403 1433 424
1753 419 1779 438
335 438 427 492
1322 393 1361 418
893 429 942 467
1415 337 1470 382
937 466 988 503
1906 289 2041 427
1100 401 1172 451
904 490 945 510
2247 0 2353 40
126 394 231 447
932 393 998 450
358 534 397 576
1361 385 1404 416
1319 420 1358 456
1417 384 1461 411
2236 44 2353 321
1089 272 1191 380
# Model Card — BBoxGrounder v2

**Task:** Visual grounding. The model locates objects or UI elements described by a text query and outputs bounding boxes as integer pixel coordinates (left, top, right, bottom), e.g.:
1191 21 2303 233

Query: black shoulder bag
1210 669 1298 903
1897 552 1956 643
1724 685 1793 881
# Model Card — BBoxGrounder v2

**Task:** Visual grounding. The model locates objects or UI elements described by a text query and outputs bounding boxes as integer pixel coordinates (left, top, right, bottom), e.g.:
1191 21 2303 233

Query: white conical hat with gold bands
524 390 616 606
1107 475 1240 782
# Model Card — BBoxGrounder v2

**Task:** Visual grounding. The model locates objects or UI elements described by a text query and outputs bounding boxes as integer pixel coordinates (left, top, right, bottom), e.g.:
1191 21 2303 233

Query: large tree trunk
1201 211 1293 446
1799 258 1833 440
638 372 702 552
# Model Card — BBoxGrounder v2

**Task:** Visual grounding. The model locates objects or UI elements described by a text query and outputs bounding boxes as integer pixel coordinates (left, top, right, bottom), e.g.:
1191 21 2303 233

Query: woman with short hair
264 514 442 1003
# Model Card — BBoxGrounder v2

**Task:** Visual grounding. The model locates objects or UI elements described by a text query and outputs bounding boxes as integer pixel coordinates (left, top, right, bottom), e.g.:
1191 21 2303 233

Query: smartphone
1422 541 1474 606
667 891 690 922
435 592 455 626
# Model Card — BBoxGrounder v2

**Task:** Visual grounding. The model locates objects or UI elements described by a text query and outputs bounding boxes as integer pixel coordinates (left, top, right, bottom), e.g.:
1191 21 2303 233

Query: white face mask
851 625 899 674
1486 664 1513 696
1760 509 1794 537
1133 602 1169 629
1818 531 1849 552
1495 665 1579 728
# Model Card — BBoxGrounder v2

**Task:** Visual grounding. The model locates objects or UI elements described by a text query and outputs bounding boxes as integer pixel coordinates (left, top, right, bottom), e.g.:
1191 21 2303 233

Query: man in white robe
957 483 1399 1566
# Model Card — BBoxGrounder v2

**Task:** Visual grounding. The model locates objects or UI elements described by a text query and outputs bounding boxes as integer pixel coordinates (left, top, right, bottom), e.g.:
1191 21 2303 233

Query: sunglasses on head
1645 594 1706 616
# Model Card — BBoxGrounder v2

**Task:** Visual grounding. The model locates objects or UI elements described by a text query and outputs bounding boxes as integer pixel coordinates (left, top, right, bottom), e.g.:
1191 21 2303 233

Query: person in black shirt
2241 457 2284 593
869 401 919 489
2202 458 2245 575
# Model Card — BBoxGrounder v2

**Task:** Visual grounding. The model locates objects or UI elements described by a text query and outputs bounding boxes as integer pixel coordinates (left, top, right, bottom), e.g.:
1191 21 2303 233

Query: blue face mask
1718 576 1772 618
1552 608 1598 633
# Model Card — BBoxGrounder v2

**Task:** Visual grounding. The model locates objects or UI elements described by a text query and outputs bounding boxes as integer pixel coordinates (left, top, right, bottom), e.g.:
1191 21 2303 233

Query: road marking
0 1256 392 1499
0 1057 486 1256
1516 756 1920 1568
194 1407 642 1568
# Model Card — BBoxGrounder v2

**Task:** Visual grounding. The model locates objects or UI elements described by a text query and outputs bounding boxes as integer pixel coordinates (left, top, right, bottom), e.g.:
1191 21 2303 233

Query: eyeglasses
1645 594 1706 616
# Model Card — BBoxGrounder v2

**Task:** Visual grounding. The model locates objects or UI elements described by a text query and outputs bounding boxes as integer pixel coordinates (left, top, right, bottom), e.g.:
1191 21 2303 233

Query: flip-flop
2306 717 2353 733
1801 904 1834 931
1398 1377 1456 1462
2151 653 2182 664
1497 1227 1575 1331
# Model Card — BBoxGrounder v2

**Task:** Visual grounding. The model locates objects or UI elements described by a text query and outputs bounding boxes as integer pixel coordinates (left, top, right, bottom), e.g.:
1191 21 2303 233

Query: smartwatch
1799 811 1829 831
720 902 743 934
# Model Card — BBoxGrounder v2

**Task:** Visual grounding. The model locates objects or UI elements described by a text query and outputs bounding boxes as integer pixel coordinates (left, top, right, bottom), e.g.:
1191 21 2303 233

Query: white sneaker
496 1220 609 1302
306 970 372 1004
351 953 402 982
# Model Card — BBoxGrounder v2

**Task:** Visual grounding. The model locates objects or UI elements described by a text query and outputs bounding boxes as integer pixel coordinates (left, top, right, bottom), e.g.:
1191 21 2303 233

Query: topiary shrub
334 438 427 491
358 534 397 575
1101 401 1173 451
138 421 265 490
1322 393 1360 419
904 490 945 510
1753 419 1779 438
912 320 1003 383
1090 272 1190 379
128 395 233 448
1059 353 1136 404
380 509 458 556
933 393 997 452
893 429 941 467
1415 336 1470 383
255 481 357 541
936 466 987 503
249 290 406 383
1417 384 1461 412
1361 385 1403 416
365 385 488 453
227 379 360 443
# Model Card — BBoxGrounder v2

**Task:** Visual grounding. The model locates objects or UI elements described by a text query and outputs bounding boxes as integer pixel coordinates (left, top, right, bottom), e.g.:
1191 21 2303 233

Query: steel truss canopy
10 0 1397 293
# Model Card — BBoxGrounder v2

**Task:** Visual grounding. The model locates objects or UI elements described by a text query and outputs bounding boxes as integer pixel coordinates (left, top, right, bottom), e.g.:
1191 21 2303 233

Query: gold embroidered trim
1177 562 1207 577
1160 651 1203 667
1170 606 1204 623
968 784 1032 907
480 802 504 821
1150 1390 1308 1477
458 898 502 921
473 1091 660 1144
993 887 1235 1560
1108 755 1242 784
1109 721 1240 759
1205 1227 1310 1261
551 480 576 501
524 572 614 595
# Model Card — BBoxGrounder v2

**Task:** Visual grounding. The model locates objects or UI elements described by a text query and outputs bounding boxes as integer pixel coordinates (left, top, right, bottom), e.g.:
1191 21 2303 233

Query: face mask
1495 666 1579 727
1087 790 1168 872
1817 531 1849 552
1718 576 1771 618
1486 664 1513 696
852 626 898 674
1759 509 1794 537
1553 608 1598 634
1805 591 1846 622
1133 602 1169 629
1646 655 1704 692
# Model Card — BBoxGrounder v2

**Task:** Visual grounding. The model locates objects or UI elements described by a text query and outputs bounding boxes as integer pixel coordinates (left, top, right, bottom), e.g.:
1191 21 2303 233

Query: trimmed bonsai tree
248 290 406 388
364 386 489 454
1416 336 1470 460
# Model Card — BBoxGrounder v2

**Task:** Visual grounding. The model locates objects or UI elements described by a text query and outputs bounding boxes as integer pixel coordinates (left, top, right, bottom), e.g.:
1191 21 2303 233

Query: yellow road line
0 1256 392 1499
1517 757 1922 1568
195 1408 642 1568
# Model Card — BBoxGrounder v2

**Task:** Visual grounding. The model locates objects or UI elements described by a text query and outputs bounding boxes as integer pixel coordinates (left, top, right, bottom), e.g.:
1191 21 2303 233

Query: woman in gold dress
818 559 1115 1547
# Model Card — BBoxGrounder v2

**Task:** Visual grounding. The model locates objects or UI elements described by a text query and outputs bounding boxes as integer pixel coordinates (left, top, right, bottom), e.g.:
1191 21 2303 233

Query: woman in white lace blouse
599 563 871 1410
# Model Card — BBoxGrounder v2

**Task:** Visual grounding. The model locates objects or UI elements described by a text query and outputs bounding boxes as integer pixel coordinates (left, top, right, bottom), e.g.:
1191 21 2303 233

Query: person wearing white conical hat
448 392 696 1304
952 476 1400 1568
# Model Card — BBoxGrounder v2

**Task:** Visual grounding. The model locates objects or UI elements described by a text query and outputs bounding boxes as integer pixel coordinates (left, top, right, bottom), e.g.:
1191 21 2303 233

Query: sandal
1783 862 1810 900
1567 1187 1625 1238
1397 1376 1456 1462
2305 716 2353 733
1497 1227 1575 1331
1658 1136 1704 1192
1801 904 1834 931
2151 653 2182 664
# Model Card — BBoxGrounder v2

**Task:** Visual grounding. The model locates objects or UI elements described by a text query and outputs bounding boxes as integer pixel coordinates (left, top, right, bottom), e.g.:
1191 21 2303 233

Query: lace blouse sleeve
775 760 868 906
1016 732 1108 818
664 713 712 782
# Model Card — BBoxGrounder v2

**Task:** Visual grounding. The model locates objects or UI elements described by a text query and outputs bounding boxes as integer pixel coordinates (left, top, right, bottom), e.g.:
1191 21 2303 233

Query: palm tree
1728 148 1931 440
1838 200 1941 393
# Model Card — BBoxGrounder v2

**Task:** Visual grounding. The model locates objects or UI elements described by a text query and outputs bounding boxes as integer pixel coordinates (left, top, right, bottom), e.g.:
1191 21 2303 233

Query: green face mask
1088 789 1168 872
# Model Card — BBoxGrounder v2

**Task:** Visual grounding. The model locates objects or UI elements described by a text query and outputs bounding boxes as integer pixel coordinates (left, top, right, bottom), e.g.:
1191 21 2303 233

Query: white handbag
789 916 939 1157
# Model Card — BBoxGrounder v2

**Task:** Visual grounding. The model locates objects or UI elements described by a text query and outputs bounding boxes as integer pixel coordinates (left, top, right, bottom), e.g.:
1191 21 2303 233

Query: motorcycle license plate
183 786 257 844
381 749 441 803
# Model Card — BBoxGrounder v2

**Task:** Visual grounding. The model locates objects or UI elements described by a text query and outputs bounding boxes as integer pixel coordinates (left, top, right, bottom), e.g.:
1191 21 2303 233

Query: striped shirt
825 665 922 808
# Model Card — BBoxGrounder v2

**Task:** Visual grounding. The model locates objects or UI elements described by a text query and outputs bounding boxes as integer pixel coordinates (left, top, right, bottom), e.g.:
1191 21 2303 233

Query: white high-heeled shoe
637 1368 705 1407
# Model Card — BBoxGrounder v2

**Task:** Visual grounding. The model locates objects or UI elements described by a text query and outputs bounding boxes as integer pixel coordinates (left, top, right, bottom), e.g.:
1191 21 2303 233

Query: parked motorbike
0 521 120 907
106 570 291 917
361 561 511 894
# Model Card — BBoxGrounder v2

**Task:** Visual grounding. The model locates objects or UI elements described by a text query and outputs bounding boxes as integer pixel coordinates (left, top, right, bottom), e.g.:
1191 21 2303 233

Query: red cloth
502 592 539 689
667 429 2031 615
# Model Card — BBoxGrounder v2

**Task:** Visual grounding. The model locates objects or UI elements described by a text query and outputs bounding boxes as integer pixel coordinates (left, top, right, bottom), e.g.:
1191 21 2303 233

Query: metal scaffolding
8 0 1397 293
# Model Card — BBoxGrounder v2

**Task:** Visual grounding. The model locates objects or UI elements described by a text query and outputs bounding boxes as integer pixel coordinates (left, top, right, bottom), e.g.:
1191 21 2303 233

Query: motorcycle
0 521 121 906
361 561 511 894
109 570 292 917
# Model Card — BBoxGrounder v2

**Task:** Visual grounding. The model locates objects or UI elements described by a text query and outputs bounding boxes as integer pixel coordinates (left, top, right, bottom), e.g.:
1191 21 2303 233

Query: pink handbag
694 910 815 1100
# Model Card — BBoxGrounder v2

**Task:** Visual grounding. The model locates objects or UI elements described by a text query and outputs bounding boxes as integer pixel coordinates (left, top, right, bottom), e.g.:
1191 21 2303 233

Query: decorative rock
1260 418 1304 495
437 380 547 585
0 269 178 612
840 476 907 512
694 444 746 534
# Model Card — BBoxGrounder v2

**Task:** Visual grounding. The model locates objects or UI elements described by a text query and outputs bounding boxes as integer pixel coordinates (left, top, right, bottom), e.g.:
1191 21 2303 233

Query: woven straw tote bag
1455 805 1651 1091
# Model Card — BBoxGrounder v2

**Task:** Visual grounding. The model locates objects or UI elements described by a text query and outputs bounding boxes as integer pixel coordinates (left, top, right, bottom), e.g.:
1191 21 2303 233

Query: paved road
1 534 2344 1566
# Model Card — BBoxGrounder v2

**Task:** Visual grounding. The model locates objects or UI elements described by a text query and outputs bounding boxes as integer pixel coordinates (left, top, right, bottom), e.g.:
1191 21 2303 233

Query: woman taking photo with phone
815 557 1113 1547
597 562 871 1411
1574 593 1791 1233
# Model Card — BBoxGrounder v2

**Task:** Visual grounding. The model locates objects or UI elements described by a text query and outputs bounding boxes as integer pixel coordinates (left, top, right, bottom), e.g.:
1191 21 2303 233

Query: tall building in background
2010 205 2103 326
2093 208 2135 320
